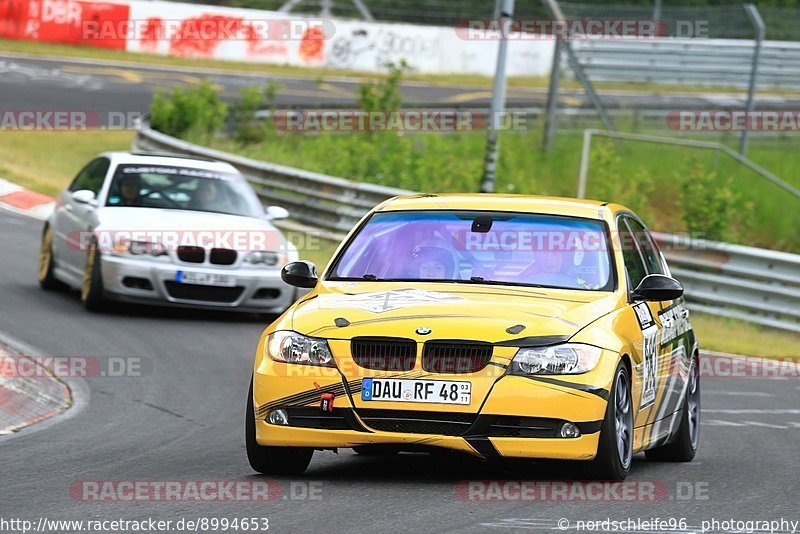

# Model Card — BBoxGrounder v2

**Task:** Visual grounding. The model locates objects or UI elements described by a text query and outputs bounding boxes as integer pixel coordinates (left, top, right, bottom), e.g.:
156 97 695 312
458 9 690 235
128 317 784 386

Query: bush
150 80 227 138
588 140 656 223
679 164 753 242
357 60 408 114
232 81 282 145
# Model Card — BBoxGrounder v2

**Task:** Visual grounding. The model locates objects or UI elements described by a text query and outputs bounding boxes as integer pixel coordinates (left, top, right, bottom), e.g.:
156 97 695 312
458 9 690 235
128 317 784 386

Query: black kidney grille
210 248 237 265
177 246 204 263
422 342 493 373
351 338 416 371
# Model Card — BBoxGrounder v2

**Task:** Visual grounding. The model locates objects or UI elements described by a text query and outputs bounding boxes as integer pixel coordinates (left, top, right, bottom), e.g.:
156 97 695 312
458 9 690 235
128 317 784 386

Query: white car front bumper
100 254 300 312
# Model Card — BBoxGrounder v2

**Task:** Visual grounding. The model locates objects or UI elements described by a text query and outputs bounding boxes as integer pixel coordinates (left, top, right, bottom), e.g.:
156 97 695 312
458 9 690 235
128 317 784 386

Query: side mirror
281 260 318 289
265 205 289 221
72 189 97 206
631 274 684 302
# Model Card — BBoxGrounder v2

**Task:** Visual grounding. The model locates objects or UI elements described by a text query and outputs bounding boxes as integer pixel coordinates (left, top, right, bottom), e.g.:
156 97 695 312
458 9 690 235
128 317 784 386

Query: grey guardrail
134 122 800 333
134 121 412 236
571 39 800 89
652 232 800 333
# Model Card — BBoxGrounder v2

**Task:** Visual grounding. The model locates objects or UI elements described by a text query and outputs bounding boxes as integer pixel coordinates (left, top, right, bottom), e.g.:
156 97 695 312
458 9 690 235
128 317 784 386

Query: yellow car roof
377 194 613 220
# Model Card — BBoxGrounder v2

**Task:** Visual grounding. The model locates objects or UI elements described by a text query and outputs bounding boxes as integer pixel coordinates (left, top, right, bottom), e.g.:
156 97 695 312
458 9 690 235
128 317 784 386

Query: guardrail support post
577 129 594 198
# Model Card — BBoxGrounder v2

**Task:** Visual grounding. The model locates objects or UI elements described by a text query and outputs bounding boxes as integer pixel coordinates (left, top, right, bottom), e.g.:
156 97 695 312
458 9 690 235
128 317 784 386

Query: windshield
329 211 614 291
105 164 263 218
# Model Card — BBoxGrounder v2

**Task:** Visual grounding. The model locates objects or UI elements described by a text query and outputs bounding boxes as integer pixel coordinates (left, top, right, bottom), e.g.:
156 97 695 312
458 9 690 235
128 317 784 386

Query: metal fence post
740 4 765 156
542 0 615 131
652 0 662 21
480 0 515 193
542 39 562 152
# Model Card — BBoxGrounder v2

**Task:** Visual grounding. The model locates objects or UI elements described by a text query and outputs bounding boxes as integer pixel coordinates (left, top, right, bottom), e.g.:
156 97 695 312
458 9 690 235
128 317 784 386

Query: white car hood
94 207 287 251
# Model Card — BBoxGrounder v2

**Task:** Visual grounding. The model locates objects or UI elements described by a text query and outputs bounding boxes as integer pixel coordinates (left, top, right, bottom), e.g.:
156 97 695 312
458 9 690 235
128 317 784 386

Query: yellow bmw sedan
246 195 699 480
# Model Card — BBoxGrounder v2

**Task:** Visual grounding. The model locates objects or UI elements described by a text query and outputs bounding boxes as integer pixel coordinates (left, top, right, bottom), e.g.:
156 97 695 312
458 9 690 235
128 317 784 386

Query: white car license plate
361 378 471 405
176 271 235 287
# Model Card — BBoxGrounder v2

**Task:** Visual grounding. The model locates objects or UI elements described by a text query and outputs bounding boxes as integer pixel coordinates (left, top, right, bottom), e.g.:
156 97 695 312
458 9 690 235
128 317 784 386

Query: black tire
81 240 106 311
585 361 633 481
645 353 700 462
245 376 313 475
38 225 63 290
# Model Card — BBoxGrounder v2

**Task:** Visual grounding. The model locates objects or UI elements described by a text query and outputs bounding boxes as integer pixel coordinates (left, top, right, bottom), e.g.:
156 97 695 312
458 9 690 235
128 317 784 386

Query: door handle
64 204 73 212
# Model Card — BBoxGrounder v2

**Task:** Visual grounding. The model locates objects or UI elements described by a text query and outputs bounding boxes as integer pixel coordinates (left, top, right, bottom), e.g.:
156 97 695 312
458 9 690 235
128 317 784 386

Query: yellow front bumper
255 421 600 460
252 358 614 461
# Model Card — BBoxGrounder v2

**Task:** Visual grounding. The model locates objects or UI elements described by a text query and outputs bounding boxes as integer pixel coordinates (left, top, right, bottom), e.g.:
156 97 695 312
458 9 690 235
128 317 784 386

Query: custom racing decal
658 302 691 347
633 302 659 409
319 288 463 314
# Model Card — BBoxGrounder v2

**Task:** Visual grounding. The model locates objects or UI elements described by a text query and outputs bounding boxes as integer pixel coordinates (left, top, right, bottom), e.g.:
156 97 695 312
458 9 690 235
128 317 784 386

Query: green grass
196 124 800 252
691 312 800 358
0 131 134 196
284 230 339 271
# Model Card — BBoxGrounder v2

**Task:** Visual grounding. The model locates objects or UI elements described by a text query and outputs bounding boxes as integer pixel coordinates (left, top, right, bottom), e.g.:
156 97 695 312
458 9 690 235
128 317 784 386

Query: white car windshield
106 164 263 218
329 211 615 291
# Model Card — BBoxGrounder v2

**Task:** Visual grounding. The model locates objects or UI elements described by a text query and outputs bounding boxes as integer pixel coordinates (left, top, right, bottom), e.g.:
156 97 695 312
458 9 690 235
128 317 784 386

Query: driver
411 246 455 280
117 175 141 207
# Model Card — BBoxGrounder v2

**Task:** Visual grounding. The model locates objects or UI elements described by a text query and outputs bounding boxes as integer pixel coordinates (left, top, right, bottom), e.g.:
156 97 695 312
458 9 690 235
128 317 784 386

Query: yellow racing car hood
289 282 621 343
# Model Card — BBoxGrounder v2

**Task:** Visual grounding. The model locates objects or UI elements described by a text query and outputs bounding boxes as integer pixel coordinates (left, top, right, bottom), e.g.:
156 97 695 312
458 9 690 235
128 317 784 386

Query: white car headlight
111 238 168 258
266 331 335 367
244 251 282 267
510 344 602 375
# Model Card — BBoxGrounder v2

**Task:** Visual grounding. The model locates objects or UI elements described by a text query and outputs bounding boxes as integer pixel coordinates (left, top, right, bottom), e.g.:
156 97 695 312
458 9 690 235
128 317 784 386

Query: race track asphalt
4 52 800 125
0 207 798 533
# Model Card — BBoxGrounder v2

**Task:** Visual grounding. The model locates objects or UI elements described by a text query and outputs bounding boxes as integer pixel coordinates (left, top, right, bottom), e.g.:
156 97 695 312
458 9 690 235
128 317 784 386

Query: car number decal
633 302 659 408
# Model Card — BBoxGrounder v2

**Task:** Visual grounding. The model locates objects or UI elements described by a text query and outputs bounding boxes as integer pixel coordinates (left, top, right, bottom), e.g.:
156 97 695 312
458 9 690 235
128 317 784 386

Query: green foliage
679 164 753 242
588 141 656 222
180 124 799 252
357 60 408 114
232 81 283 145
149 80 226 139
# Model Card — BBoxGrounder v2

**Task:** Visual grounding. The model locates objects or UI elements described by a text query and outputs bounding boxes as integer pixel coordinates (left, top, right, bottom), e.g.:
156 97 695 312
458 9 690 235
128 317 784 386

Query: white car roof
101 151 241 177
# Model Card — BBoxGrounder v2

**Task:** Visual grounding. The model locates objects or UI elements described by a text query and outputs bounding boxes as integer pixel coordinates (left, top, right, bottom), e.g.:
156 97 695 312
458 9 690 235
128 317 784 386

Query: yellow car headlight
510 343 602 375
266 331 335 367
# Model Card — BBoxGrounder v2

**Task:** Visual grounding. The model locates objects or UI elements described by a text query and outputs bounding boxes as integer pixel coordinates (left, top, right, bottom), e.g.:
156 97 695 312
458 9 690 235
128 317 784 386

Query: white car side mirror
265 205 289 220
72 189 97 206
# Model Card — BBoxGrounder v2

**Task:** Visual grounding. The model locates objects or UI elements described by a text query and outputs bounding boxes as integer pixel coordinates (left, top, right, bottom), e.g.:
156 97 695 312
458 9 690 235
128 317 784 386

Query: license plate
175 271 235 287
361 378 471 405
